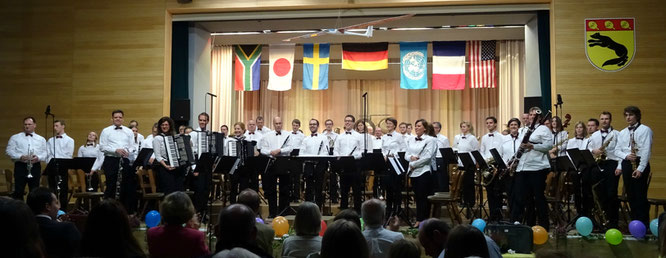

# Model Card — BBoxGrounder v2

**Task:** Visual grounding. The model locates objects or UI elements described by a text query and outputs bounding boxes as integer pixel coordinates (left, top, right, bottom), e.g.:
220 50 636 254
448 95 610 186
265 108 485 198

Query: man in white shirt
287 119 305 202
335 115 364 212
398 122 413 143
586 111 621 228
46 120 75 207
322 119 339 202
260 116 294 217
511 107 553 231
587 118 599 136
518 113 530 137
382 117 406 216
480 117 505 160
432 122 450 192
256 115 272 136
300 119 330 208
99 109 137 214
189 112 211 213
614 106 653 226
243 119 263 192
5 116 48 200
362 199 404 258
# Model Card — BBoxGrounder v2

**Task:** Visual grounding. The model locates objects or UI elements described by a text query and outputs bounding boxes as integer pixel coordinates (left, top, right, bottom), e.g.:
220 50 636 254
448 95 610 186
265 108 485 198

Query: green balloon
360 218 364 231
605 228 623 245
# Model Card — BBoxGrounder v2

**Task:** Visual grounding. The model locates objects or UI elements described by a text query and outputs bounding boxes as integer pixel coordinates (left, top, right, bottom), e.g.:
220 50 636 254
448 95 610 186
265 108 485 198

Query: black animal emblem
587 32 629 67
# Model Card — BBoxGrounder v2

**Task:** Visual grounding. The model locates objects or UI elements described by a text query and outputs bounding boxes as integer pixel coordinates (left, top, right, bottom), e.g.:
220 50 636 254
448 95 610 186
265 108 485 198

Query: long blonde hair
460 121 474 135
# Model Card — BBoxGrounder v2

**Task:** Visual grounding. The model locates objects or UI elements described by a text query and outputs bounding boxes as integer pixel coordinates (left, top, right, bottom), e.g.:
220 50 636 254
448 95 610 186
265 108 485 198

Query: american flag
468 40 496 88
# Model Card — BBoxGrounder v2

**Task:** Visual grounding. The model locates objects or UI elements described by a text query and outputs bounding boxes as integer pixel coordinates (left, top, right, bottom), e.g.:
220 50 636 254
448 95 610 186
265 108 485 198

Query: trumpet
86 172 94 191
115 157 124 200
26 148 34 179
481 158 498 186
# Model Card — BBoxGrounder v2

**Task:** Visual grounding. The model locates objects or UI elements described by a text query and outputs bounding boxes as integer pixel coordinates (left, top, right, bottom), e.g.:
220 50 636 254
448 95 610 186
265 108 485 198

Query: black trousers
510 169 550 231
485 177 504 222
156 165 185 196
189 168 211 214
461 166 476 206
264 159 291 217
229 166 253 204
329 165 339 203
598 160 620 227
622 160 650 226
47 165 69 208
102 157 137 214
412 172 433 221
435 158 450 192
303 161 327 208
12 162 41 200
340 161 363 213
287 160 303 201
384 165 403 215
572 166 597 218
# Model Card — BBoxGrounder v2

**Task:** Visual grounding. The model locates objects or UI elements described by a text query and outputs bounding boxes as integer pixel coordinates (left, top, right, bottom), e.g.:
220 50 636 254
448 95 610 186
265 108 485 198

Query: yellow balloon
621 20 631 29
605 20 615 30
532 225 549 245
272 216 290 236
588 21 598 30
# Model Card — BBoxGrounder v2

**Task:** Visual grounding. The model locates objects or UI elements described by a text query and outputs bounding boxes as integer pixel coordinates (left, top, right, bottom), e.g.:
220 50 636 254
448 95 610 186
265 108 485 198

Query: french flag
432 41 466 90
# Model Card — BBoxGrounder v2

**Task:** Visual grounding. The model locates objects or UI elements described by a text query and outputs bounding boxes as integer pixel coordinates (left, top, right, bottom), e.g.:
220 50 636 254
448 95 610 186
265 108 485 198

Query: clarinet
317 140 324 155
263 134 291 174
115 156 124 200
407 140 429 175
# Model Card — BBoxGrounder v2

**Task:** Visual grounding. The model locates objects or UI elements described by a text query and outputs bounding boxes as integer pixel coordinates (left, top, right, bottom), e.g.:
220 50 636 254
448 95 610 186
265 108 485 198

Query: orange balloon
532 225 548 245
319 220 327 237
272 216 290 236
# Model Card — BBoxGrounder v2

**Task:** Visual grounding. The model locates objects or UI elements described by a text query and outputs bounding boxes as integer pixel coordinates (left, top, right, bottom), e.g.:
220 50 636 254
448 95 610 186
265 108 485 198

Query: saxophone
115 157 124 200
630 134 638 171
595 135 614 163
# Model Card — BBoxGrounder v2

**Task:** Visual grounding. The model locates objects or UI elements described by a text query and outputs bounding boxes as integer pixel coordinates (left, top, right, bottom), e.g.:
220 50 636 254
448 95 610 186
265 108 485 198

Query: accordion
196 131 225 157
164 134 195 167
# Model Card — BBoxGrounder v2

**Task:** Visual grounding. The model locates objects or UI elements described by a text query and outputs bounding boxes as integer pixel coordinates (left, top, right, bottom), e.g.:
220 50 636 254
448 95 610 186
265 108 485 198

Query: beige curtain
498 40 525 128
240 80 497 141
210 45 235 130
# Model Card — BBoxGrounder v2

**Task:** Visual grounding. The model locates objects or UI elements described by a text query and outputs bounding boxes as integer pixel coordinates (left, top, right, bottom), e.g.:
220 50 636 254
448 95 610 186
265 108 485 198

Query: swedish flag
302 43 330 90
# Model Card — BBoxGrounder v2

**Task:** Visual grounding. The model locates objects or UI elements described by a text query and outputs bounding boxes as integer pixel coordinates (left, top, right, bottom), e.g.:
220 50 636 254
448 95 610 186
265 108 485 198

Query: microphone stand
204 92 217 248
46 110 61 205
362 92 368 154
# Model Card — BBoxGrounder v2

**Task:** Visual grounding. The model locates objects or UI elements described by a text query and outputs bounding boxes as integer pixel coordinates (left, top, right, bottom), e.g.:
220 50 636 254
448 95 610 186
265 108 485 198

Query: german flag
342 42 389 71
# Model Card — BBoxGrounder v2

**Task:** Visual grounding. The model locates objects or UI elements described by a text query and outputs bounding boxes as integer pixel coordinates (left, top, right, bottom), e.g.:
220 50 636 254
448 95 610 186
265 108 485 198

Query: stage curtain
210 45 235 130
498 40 525 128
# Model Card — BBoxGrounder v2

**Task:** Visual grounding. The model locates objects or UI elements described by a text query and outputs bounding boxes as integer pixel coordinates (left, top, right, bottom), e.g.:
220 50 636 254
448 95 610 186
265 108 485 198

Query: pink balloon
320 220 327 237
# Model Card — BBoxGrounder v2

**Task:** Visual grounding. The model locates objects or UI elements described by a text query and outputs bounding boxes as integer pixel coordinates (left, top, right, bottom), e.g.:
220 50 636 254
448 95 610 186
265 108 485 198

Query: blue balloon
472 218 486 232
629 220 646 239
575 217 593 236
145 210 161 228
650 218 659 237
57 210 66 217
256 217 264 224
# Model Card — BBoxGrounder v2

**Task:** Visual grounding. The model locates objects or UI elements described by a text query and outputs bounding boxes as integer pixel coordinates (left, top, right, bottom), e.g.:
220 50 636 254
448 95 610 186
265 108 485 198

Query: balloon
472 219 486 232
650 218 659 237
532 225 548 245
360 218 365 231
575 217 593 236
605 228 623 245
272 216 289 236
255 217 264 224
145 210 161 228
319 220 327 237
628 220 646 239
57 210 66 217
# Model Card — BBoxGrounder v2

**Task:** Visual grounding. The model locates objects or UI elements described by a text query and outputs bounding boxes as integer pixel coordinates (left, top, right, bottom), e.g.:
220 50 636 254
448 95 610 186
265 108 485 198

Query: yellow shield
585 18 635 72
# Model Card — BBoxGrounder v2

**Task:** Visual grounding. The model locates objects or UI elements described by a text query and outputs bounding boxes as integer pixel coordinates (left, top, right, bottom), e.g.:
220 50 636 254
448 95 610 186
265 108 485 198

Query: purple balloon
256 217 265 224
629 220 646 239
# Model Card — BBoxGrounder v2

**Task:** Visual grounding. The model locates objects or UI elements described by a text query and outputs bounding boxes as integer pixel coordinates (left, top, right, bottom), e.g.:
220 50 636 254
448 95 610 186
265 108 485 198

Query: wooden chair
72 169 104 211
428 168 465 225
137 168 164 217
0 169 13 196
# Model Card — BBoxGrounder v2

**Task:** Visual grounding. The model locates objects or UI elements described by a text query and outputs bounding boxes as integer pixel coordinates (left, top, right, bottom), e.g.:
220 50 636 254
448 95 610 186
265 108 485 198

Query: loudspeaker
172 99 190 122
524 97 542 113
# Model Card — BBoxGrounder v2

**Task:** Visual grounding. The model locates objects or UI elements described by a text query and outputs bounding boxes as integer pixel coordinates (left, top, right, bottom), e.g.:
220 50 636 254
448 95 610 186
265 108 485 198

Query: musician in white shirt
260 116 294 218
256 115 272 136
323 119 339 202
372 127 383 151
99 110 137 214
614 106 653 225
382 117 406 215
405 119 437 222
334 115 364 212
46 120 75 206
499 119 522 165
244 119 263 143
129 120 145 145
587 118 599 136
78 131 102 191
300 119 330 208
519 113 530 137
566 121 593 219
188 112 211 213
480 117 506 160
549 116 569 159
511 107 553 231
5 116 48 200
431 122 450 192
453 121 479 210
398 122 413 144
286 119 305 202
587 111 621 228
226 122 250 204
152 116 185 195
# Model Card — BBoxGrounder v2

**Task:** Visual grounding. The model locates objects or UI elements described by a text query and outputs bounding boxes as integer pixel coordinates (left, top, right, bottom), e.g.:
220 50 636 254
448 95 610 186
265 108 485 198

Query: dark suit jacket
35 216 81 258
147 225 209 258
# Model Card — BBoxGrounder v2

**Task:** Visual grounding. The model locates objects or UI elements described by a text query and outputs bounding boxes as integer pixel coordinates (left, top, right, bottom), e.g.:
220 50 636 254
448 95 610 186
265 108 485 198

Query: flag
234 45 261 91
267 44 295 91
341 42 388 71
468 40 496 88
303 43 330 90
399 42 428 89
432 41 466 90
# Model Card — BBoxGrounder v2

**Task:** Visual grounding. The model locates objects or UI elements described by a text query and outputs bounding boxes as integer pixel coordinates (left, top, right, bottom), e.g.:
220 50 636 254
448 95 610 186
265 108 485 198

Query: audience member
237 188 274 255
319 220 369 258
445 224 489 258
418 218 450 258
80 200 145 258
361 199 404 258
388 239 421 258
333 209 362 230
0 196 45 258
27 187 81 258
213 247 261 258
282 202 323 258
147 192 209 257
214 204 272 258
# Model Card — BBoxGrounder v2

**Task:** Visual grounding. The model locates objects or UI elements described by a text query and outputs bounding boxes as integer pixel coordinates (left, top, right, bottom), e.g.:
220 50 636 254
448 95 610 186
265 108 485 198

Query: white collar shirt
334 130 362 159
77 143 100 158
5 132 48 162
516 124 553 172
46 133 75 163
614 123 653 172
499 134 522 164
434 134 450 158
587 127 620 161
300 133 330 156
552 130 569 157
480 130 506 160
405 135 436 178
381 131 405 157
99 125 135 157
259 130 294 157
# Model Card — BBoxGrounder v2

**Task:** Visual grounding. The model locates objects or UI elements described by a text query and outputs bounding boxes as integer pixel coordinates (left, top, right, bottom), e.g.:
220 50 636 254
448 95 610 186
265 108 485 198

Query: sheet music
229 158 241 175
389 156 405 175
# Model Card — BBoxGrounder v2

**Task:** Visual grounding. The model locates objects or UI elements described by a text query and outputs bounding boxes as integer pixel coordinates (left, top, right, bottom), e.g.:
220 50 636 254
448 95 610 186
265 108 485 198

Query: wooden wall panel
552 0 666 198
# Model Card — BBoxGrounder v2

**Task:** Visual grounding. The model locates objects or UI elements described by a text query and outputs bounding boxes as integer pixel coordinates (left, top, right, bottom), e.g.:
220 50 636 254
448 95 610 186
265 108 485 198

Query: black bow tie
249 132 254 135
489 134 494 137
312 133 317 137
415 137 423 141
86 143 94 146
292 132 298 135
25 133 33 137
512 135 518 139
115 126 122 130
576 137 584 140
601 130 608 133
56 136 62 139
386 134 392 137
275 132 281 136
628 124 639 131
461 136 466 139
345 132 352 135
376 137 381 140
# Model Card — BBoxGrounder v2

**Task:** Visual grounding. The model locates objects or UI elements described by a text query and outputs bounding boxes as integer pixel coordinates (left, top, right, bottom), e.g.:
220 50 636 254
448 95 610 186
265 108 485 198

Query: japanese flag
267 44 295 91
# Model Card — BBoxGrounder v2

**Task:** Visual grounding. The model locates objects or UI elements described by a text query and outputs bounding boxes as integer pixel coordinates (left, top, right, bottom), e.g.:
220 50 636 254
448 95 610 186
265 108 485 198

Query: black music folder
194 153 214 174
72 157 96 173
489 148 507 170
361 152 386 173
565 148 585 170
471 151 488 170
440 148 458 165
457 152 476 169
44 158 73 177
133 148 154 170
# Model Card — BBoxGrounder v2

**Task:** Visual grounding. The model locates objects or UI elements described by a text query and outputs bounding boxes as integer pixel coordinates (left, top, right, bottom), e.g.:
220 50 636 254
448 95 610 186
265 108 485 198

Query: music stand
580 150 597 169
565 148 585 171
45 158 73 206
471 151 489 219
489 149 507 170
132 148 154 171
72 157 96 173
457 152 476 219
440 148 458 165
